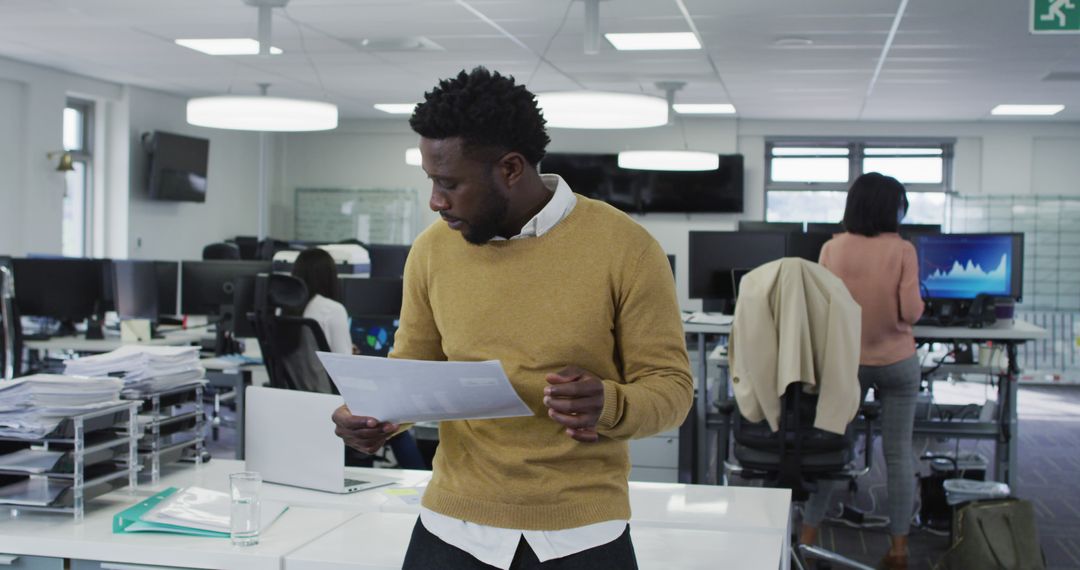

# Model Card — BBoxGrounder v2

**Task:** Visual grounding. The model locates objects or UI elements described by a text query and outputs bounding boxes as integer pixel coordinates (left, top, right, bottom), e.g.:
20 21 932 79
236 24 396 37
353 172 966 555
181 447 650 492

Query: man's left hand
544 366 605 443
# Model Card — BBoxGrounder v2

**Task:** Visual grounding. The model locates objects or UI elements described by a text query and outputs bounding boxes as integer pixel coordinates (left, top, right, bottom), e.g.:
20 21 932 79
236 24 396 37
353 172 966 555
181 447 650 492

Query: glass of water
229 471 261 546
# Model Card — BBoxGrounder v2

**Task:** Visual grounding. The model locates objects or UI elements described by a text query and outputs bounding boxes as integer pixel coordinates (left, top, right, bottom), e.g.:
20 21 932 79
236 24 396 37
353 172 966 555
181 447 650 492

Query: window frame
765 137 955 193
63 97 95 258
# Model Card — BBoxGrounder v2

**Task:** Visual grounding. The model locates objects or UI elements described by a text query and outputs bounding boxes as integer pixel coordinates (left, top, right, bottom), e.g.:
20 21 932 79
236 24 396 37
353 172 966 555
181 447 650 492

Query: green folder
112 487 228 538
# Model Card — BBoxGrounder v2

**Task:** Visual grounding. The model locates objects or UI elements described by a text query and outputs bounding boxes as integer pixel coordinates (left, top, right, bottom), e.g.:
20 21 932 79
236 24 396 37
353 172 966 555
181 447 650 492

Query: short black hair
842 172 909 237
409 67 550 166
292 248 340 305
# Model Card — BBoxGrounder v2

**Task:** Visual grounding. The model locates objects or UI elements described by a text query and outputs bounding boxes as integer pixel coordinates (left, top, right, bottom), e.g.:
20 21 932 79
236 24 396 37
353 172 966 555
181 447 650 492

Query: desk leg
236 373 247 461
696 332 709 485
998 343 1020 488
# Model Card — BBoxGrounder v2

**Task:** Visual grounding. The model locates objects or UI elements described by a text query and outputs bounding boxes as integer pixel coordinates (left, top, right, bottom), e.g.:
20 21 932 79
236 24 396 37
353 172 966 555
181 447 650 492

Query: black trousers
401 518 639 570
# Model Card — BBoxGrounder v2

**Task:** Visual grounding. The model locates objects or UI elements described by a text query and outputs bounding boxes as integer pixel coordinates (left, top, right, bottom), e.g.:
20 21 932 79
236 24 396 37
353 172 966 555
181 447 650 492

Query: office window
62 99 93 258
765 139 952 225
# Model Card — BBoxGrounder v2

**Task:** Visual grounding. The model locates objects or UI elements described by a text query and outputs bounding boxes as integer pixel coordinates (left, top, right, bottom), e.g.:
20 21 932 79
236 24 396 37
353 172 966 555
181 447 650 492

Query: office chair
251 274 336 393
718 387 879 570
256 238 293 261
202 242 241 260
231 236 260 260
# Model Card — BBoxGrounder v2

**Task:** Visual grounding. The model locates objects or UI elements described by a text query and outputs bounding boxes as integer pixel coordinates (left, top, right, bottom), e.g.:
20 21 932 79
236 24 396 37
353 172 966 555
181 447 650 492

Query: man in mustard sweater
332 67 693 570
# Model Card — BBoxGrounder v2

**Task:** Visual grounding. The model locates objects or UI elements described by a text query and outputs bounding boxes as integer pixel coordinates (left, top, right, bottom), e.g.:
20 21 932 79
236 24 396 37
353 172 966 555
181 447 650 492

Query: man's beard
461 177 509 245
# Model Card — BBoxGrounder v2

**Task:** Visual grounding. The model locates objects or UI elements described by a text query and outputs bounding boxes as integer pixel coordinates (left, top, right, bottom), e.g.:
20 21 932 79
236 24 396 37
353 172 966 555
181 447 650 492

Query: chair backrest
202 242 241 260
251 274 337 394
732 384 854 499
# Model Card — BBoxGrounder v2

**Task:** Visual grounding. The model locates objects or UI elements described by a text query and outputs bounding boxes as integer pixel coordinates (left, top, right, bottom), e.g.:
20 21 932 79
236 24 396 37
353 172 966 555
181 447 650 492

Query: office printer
272 244 371 276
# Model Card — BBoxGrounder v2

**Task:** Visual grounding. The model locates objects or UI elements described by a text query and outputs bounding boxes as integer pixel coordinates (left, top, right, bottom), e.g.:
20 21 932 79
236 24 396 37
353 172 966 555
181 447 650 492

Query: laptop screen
349 315 400 357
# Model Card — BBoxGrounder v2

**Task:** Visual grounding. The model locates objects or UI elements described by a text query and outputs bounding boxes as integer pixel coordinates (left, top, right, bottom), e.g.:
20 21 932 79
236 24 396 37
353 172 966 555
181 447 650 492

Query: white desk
682 320 731 484
24 328 208 354
283 512 787 570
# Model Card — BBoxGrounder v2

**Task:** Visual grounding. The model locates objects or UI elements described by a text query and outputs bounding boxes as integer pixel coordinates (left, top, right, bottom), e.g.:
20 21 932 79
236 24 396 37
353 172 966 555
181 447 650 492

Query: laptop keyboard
344 478 368 487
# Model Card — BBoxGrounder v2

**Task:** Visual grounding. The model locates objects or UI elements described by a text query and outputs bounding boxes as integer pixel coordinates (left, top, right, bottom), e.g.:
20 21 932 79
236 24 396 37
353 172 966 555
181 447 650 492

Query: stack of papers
64 346 205 397
114 486 288 538
0 375 125 439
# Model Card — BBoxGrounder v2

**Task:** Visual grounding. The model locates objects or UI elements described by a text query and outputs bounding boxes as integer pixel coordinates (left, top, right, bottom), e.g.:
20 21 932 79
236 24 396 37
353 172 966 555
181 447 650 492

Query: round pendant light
187 96 338 132
618 150 720 171
535 91 668 129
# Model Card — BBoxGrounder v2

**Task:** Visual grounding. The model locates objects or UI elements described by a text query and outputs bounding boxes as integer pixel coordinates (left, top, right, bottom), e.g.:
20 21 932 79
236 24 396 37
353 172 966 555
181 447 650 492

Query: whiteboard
295 187 416 244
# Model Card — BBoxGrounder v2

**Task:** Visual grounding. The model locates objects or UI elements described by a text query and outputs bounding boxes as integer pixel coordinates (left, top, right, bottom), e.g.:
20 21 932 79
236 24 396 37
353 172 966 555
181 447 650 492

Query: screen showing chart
915 234 1022 300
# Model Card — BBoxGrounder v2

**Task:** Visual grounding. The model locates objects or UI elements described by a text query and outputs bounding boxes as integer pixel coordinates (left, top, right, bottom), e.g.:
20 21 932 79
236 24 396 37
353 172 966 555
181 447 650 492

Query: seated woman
803 172 924 570
292 247 427 470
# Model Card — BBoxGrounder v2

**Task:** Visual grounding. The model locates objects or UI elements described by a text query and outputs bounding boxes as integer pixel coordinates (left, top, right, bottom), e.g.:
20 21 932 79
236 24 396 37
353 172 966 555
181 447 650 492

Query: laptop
245 386 396 494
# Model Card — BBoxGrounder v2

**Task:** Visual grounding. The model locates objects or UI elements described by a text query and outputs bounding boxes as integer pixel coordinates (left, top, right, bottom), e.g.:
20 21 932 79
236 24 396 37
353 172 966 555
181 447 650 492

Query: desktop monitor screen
155 261 180 315
688 231 787 302
12 258 107 323
667 254 675 278
180 260 272 315
913 233 1024 301
805 222 844 235
738 221 804 233
340 278 404 317
367 244 411 279
787 232 833 262
898 224 942 242
350 316 400 357
112 260 159 320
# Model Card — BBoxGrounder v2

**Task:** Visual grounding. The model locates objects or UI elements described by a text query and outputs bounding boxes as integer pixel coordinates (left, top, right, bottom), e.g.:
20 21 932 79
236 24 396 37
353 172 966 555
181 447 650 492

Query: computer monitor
899 224 942 242
913 233 1024 301
340 278 404 317
738 221 804 233
12 258 108 333
367 244 411 279
350 316 400 357
806 222 844 235
112 260 159 321
155 261 180 315
180 260 272 316
666 254 675 278
230 275 258 338
786 232 833 262
688 231 787 312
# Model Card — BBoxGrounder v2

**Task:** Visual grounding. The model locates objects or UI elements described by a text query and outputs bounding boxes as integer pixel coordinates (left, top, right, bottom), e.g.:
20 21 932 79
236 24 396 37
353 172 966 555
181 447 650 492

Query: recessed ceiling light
773 37 814 47
990 104 1064 116
672 103 736 115
535 91 668 129
604 32 701 51
374 104 418 115
175 38 283 56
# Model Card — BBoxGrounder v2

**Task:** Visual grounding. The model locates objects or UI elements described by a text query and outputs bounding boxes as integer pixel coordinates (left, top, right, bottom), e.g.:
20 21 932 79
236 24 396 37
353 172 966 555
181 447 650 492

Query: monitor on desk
899 224 942 242
112 260 159 321
688 231 787 313
805 222 844 235
180 260 273 316
155 261 179 315
367 244 411 279
913 233 1024 301
786 231 833 262
12 258 109 335
738 221 804 233
340 278 403 317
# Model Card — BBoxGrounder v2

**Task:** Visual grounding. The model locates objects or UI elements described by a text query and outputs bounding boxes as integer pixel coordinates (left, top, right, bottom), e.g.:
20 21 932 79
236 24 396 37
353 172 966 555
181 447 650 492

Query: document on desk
316 353 533 424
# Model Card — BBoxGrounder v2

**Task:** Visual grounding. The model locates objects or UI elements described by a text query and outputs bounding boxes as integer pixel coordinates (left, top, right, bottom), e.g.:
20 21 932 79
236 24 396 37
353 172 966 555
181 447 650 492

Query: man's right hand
331 405 399 454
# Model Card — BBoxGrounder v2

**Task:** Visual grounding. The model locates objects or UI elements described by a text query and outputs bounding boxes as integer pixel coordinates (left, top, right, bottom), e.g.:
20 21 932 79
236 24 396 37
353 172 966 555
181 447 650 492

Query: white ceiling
1 0 1079 122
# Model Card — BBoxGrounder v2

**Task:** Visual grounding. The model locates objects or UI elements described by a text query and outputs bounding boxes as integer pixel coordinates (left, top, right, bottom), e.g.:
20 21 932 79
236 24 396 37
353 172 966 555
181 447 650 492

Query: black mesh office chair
202 242 242 260
718 387 879 570
251 274 336 394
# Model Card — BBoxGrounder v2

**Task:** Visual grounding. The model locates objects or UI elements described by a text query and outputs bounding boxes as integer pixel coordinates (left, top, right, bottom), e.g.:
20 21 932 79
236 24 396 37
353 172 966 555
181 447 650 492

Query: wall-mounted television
145 131 210 202
540 152 743 214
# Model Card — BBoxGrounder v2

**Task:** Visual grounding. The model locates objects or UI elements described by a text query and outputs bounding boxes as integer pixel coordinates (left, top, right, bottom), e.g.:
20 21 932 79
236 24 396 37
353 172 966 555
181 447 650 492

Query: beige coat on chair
729 258 862 435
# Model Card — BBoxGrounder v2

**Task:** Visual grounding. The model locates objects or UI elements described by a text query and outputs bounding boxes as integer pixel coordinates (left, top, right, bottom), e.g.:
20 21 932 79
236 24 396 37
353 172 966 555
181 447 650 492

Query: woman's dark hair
291 248 340 305
409 66 550 167
841 172 909 237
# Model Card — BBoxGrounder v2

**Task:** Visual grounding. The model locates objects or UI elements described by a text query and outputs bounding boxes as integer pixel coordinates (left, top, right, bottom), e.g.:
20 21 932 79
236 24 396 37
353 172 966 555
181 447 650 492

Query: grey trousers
803 353 920 536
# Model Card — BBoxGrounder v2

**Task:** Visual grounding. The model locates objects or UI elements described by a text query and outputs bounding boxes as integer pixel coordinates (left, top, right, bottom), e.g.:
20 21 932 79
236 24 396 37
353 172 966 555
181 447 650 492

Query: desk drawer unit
0 555 63 569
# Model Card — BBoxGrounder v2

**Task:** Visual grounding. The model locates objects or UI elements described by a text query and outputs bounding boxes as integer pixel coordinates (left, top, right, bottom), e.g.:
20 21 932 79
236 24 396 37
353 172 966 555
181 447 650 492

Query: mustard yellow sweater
391 195 693 531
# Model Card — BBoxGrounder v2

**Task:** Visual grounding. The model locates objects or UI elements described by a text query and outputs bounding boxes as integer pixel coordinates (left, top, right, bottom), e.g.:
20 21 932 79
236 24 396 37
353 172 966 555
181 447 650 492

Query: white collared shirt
419 173 627 569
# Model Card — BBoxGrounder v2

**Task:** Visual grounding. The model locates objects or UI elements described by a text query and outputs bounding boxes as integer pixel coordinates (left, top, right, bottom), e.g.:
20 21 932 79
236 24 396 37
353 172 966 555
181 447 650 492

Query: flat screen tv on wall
145 131 210 203
540 152 744 214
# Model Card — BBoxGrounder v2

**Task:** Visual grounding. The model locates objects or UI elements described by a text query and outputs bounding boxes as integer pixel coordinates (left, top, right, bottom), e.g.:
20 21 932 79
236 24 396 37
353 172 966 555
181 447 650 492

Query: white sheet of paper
316 353 534 424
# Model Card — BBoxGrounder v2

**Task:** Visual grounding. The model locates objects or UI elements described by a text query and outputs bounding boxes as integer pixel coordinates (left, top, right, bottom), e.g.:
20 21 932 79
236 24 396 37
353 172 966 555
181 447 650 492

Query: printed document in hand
316 353 533 424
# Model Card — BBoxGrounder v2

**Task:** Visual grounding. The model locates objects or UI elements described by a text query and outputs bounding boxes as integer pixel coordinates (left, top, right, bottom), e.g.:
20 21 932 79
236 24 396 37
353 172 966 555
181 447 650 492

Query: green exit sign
1032 0 1080 32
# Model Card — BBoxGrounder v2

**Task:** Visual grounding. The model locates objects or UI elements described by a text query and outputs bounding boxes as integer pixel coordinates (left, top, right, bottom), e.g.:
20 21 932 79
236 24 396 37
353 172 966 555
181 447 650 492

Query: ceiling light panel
175 38 282 55
374 104 418 115
604 32 701 51
990 104 1064 116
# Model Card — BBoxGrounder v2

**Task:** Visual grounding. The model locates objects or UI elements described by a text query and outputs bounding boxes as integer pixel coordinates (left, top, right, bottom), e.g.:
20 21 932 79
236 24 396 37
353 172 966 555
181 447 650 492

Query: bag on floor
937 498 1045 570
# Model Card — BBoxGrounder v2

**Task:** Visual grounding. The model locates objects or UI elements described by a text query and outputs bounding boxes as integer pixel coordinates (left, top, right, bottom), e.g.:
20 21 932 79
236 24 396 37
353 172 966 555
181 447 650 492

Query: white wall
125 86 262 261
0 56 121 257
277 117 1080 309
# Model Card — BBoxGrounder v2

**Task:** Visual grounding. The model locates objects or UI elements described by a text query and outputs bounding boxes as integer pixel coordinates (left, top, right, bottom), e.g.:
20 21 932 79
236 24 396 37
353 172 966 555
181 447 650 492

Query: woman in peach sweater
802 172 924 570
